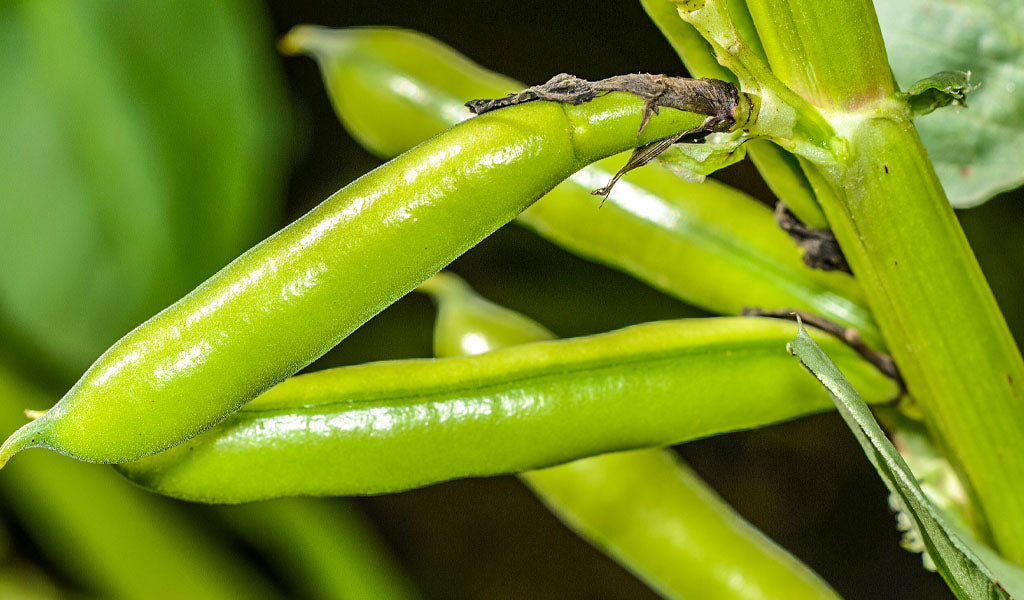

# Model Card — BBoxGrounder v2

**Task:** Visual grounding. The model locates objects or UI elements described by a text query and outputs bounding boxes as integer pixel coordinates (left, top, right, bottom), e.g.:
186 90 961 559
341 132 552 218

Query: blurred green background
0 1 1020 598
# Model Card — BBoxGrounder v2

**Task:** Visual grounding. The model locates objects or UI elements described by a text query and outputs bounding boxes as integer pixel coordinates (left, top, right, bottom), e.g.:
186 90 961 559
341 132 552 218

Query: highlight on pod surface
0 1 1020 599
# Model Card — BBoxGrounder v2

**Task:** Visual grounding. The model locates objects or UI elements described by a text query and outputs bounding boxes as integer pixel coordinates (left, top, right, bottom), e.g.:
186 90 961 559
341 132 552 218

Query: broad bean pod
116 315 897 503
0 66 719 466
283 26 879 345
527 452 841 600
422 271 840 600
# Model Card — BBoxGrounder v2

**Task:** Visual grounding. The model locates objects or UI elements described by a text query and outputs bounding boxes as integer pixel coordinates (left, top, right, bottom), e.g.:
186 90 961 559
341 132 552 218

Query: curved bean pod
116 316 897 503
279 27 521 159
281 25 880 346
527 452 841 600
421 271 840 600
416 272 555 357
0 75 715 467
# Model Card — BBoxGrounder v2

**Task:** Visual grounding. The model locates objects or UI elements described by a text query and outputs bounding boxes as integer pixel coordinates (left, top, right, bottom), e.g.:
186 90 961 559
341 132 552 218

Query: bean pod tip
0 422 32 470
415 271 471 300
278 24 346 58
0 407 54 469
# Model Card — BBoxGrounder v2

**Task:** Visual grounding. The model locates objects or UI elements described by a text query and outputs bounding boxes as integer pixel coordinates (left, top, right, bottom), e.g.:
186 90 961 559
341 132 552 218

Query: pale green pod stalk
638 0 828 228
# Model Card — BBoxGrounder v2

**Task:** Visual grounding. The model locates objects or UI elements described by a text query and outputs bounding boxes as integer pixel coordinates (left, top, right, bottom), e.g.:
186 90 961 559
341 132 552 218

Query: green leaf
788 322 1023 600
656 131 749 182
0 1 291 376
876 0 1024 207
899 71 975 118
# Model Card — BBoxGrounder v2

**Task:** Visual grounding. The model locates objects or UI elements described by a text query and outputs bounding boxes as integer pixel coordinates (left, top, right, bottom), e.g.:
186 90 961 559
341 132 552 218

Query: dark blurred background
1 1 1021 598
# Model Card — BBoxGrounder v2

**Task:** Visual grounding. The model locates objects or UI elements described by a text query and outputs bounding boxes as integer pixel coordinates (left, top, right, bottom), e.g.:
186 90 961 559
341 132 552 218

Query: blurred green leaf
899 71 975 118
657 131 749 182
876 0 1024 208
0 1 291 376
0 562 68 600
219 499 422 600
0 363 280 600
788 323 1024 600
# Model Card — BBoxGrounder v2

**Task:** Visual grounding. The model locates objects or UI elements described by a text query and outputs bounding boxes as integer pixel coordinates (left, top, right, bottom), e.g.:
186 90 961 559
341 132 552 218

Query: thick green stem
745 0 895 110
743 0 1024 562
640 0 828 227
813 117 1024 561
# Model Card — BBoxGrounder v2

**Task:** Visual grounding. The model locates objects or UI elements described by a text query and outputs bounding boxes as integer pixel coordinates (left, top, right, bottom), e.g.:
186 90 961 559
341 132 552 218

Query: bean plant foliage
0 1 291 378
790 323 1024 600
876 0 1024 208
0 1 1023 599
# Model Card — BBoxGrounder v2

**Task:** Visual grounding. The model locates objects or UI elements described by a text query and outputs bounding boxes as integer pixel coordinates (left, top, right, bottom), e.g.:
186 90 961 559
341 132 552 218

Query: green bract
0 88 718 467
789 324 1024 600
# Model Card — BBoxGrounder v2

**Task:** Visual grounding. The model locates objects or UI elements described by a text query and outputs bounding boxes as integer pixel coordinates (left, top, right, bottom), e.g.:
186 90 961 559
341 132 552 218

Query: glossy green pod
526 452 841 600
116 316 897 503
421 272 840 600
416 272 554 357
279 27 521 159
282 25 880 346
0 82 714 467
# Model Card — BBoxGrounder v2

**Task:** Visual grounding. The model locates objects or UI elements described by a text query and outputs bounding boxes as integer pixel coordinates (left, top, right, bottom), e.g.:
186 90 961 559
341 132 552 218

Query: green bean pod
0 73 715 467
282 26 878 345
421 271 840 600
528 452 841 600
116 315 896 503
416 272 555 357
